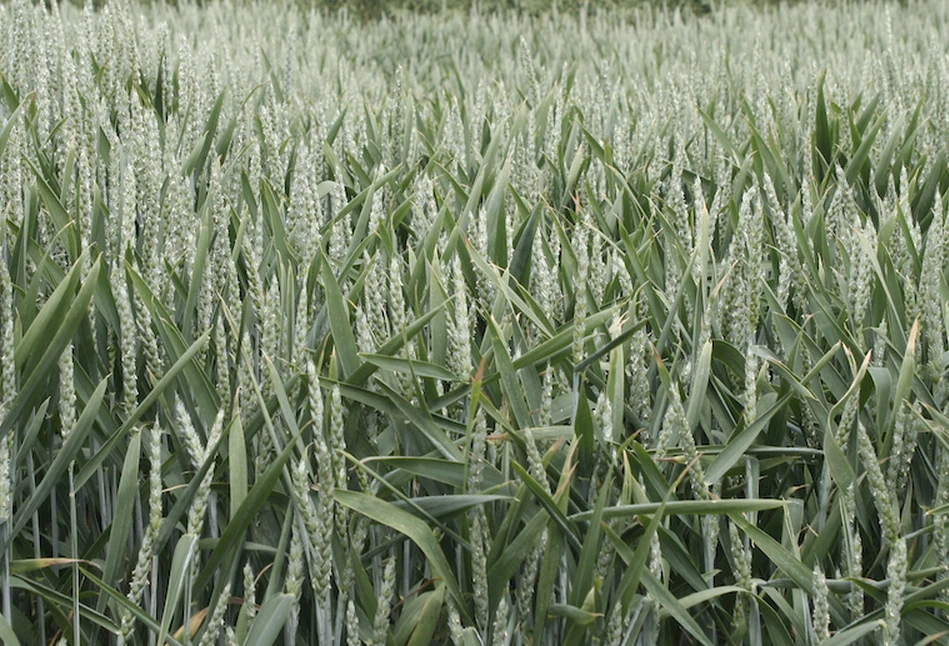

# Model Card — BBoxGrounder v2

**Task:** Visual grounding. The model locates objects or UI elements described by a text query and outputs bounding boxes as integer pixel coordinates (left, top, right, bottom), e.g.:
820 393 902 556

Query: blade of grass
335 489 469 623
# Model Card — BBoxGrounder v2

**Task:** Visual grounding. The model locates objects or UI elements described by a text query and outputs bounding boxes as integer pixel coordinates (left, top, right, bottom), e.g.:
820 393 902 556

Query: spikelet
243 562 257 625
120 425 164 641
345 597 360 646
285 524 305 637
531 227 559 328
628 316 652 429
593 391 613 449
572 219 590 367
539 364 555 427
491 594 509 646
835 386 861 451
291 457 323 591
186 409 225 541
470 206 495 311
371 557 396 646
518 527 546 628
329 182 351 266
137 282 163 387
293 281 311 371
743 351 759 424
214 317 230 406
884 537 907 646
114 261 138 415
729 521 752 629
921 191 947 360
840 483 864 618
936 446 949 585
58 346 76 442
198 583 231 646
846 219 876 340
763 173 793 313
812 564 831 642
363 250 389 346
855 420 900 546
703 483 722 585
887 404 919 499
447 254 472 381
412 174 437 244
447 599 465 645
466 407 490 629
328 384 347 491
604 598 632 646
131 99 163 290
259 274 282 378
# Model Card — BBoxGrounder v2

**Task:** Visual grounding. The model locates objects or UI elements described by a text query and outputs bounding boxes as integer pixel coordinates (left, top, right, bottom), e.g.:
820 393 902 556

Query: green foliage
0 0 945 644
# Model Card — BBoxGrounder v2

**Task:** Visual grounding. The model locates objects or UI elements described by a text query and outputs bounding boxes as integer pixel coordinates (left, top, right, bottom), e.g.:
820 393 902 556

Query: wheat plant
0 0 947 644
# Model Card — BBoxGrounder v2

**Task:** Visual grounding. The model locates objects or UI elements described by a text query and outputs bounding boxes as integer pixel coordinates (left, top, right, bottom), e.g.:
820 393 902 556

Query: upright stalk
70 463 80 644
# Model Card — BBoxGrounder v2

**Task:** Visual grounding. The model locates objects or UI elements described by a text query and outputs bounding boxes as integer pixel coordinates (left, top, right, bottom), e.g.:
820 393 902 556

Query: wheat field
0 0 948 644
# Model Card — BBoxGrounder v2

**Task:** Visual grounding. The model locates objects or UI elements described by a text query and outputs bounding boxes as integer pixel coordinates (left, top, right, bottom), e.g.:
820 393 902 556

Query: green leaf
97 428 142 614
844 111 885 185
360 354 457 382
569 498 788 521
606 327 626 442
14 250 80 372
534 523 564 644
393 494 509 519
486 510 548 607
193 427 300 593
242 594 294 646
370 456 503 490
814 71 833 178
0 612 20 646
884 319 918 455
640 568 712 645
698 108 740 162
486 316 533 430
405 584 444 646
229 414 248 518
704 395 788 485
574 382 595 471
0 255 98 443
374 381 464 461
675 585 744 611
183 89 225 178
7 377 108 549
509 206 538 286
822 620 883 646
511 461 581 549
320 257 361 379
27 160 79 262
10 558 88 574
11 575 126 639
686 339 713 432
571 477 609 608
549 603 600 625
127 263 219 419
335 489 467 622
728 512 814 595
157 534 199 646
75 332 210 490
181 211 213 340
0 94 29 159
81 568 180 644
346 303 447 387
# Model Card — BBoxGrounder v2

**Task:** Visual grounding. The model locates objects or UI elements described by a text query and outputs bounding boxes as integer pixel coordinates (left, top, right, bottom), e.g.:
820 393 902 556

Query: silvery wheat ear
884 537 908 646
9 1 949 643
811 564 830 642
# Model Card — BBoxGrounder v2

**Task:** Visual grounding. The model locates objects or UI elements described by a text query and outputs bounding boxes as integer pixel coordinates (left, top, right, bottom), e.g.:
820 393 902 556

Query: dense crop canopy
0 0 947 643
